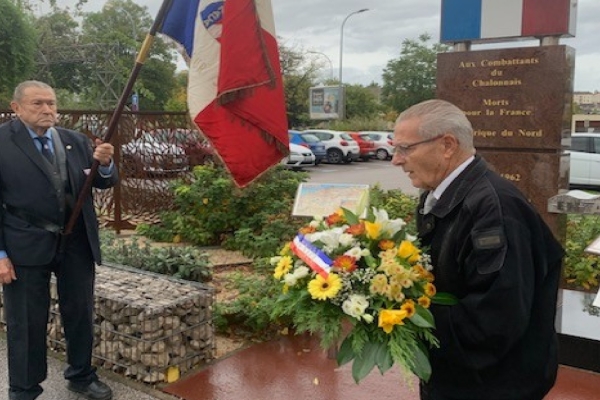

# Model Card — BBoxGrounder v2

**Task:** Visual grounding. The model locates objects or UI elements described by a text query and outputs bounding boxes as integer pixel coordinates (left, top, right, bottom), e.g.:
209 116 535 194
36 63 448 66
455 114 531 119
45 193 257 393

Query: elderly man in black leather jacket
392 99 564 400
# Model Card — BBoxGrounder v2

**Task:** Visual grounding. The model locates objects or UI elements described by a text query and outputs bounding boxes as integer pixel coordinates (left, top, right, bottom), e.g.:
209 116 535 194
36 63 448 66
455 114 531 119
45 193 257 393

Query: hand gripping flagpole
62 0 175 237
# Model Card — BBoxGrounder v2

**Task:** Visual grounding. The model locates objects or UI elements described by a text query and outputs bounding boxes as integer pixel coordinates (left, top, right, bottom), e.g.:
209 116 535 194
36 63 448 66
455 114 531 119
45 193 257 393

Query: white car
121 131 189 176
303 129 360 164
281 143 316 170
361 131 394 160
568 132 600 188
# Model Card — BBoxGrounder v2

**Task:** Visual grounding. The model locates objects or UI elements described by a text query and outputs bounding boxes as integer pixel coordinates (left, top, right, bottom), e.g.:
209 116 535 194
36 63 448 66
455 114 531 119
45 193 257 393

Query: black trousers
2 230 98 396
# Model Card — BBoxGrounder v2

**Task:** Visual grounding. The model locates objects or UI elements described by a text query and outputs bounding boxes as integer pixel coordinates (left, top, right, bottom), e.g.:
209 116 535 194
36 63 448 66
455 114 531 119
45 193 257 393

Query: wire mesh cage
1 263 215 384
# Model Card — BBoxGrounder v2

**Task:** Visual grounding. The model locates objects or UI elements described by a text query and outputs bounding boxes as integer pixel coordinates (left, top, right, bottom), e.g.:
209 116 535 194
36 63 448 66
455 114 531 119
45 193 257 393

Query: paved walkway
0 336 174 400
162 333 600 400
3 332 600 400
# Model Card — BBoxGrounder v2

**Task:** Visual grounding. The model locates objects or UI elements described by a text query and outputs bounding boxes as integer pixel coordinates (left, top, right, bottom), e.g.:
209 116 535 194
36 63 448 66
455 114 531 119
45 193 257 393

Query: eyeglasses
393 134 445 156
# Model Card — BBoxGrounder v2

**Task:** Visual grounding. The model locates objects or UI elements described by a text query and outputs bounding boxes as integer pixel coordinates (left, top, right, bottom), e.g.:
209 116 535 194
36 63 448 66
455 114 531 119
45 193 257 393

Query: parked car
568 132 600 188
303 129 360 164
121 131 189 176
144 129 215 167
361 131 394 160
281 142 316 170
289 130 327 165
348 132 376 161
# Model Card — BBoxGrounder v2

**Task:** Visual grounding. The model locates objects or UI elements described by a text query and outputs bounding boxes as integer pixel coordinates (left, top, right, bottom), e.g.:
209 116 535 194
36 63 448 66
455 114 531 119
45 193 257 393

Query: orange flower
325 211 344 226
424 282 437 297
333 255 358 273
299 225 317 235
378 239 395 250
346 223 365 236
401 299 416 318
418 296 431 308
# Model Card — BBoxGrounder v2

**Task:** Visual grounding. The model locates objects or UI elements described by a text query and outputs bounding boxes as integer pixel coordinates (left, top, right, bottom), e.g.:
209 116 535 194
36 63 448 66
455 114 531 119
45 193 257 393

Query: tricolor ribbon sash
290 234 332 278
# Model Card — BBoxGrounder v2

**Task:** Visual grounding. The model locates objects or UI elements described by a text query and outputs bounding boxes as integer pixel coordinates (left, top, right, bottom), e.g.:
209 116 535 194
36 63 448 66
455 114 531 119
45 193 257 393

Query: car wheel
327 149 344 164
376 149 390 160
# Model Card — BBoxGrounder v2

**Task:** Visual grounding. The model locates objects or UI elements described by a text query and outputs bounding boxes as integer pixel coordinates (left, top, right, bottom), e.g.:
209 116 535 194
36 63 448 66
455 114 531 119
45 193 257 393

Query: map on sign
292 183 370 217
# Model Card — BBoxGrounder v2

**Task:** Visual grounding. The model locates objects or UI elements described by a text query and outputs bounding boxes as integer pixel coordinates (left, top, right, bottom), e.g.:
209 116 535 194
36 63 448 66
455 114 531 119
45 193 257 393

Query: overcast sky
53 0 600 92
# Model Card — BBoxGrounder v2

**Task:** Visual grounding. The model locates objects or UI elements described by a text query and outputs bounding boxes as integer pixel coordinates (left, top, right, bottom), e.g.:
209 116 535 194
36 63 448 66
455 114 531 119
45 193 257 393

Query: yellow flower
418 295 431 308
279 242 292 256
364 221 382 240
397 240 421 264
308 273 342 300
378 309 408 334
424 282 437 297
401 299 416 318
370 274 388 295
202 198 209 205
273 256 293 280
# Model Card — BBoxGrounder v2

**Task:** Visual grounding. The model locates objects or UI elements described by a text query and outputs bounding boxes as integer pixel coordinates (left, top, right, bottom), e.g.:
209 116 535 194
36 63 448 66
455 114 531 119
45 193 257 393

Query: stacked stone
5 263 214 383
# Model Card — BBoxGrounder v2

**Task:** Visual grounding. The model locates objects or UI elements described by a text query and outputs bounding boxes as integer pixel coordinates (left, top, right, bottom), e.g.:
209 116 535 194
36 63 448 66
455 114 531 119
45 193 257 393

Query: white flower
270 256 282 266
293 266 310 279
338 233 355 247
345 246 365 260
342 294 370 319
283 265 310 287
307 227 354 252
283 273 299 286
405 233 417 242
372 207 406 237
362 314 374 323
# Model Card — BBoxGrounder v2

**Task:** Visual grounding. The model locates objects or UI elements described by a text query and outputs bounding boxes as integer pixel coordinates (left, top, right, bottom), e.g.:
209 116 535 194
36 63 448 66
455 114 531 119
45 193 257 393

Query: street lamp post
339 8 369 119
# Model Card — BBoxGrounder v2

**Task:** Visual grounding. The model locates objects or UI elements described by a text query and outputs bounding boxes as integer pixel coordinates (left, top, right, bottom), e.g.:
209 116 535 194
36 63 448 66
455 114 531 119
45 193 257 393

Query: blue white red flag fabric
290 234 332 278
161 0 289 187
440 0 577 44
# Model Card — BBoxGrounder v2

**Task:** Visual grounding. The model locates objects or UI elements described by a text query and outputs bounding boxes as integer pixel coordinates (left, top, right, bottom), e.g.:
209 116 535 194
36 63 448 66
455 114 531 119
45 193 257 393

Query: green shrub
100 230 212 282
563 214 600 291
213 258 286 339
137 163 309 257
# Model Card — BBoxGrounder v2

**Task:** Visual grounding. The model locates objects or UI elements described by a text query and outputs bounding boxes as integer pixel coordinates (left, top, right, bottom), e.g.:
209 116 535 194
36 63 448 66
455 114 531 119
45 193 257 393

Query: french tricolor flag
161 0 289 187
440 0 577 44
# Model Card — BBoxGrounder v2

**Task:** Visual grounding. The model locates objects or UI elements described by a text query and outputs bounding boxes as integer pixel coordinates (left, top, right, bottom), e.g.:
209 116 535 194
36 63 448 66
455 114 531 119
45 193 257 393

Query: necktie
423 192 437 214
36 136 54 164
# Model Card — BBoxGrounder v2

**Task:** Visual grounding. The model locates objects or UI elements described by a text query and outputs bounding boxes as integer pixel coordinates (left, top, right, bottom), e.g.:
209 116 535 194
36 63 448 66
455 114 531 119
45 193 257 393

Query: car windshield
142 130 203 145
301 134 320 143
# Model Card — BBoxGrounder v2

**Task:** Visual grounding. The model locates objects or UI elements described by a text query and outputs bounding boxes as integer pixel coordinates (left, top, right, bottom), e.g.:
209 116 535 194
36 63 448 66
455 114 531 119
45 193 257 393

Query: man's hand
93 138 114 167
0 257 17 284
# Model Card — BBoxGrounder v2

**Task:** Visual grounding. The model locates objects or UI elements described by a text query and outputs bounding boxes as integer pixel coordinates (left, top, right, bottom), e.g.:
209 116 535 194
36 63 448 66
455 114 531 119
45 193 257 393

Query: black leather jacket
418 155 564 400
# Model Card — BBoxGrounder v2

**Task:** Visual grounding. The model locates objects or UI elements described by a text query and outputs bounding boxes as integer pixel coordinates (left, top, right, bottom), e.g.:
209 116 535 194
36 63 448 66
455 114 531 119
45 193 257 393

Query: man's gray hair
395 99 474 150
13 80 54 103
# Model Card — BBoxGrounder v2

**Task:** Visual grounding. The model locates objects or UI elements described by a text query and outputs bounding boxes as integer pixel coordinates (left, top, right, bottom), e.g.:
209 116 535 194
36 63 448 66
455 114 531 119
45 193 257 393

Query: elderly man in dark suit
0 81 118 400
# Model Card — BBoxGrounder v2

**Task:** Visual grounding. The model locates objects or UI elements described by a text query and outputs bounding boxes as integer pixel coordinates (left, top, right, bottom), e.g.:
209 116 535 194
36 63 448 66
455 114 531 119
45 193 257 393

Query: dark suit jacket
0 119 118 266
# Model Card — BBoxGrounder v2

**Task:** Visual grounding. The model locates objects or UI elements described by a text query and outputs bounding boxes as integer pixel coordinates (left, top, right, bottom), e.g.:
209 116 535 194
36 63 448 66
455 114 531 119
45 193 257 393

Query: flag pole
62 0 175 236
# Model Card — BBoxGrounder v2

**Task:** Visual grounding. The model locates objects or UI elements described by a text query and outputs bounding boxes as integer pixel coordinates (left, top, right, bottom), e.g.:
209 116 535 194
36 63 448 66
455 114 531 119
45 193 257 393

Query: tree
344 83 383 120
279 42 321 128
381 33 449 113
0 0 37 107
35 10 83 93
78 0 177 109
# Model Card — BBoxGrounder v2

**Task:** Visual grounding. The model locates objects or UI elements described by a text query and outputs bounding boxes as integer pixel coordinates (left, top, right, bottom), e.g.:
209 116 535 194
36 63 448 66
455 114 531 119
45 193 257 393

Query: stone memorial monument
436 0 600 372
